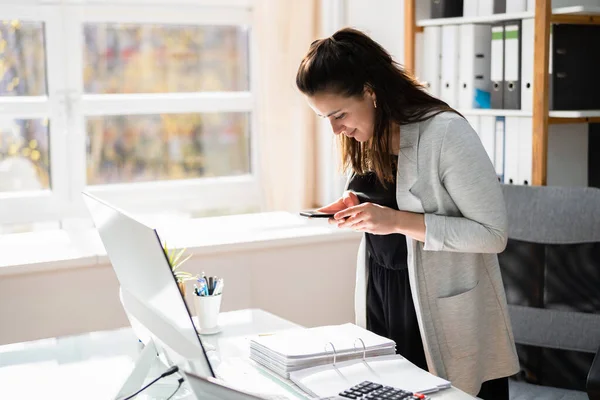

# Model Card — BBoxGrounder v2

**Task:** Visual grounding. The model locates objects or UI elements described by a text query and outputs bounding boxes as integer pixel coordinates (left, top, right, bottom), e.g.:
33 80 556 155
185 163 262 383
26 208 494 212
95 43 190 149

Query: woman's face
306 90 376 143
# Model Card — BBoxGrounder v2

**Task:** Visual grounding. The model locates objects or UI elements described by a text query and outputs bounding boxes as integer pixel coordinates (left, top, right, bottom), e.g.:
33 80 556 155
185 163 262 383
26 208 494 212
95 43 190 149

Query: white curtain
254 0 320 212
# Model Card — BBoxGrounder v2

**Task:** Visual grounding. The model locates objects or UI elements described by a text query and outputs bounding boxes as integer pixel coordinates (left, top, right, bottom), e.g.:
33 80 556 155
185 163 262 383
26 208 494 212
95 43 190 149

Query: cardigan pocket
436 280 482 359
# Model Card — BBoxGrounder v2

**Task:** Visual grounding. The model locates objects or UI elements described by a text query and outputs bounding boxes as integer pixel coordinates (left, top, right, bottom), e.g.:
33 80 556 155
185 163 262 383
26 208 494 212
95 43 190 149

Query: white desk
0 309 475 399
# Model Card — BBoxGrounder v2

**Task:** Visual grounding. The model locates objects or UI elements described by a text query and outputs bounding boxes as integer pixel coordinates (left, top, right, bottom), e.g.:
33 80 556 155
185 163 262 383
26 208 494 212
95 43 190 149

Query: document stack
249 323 396 379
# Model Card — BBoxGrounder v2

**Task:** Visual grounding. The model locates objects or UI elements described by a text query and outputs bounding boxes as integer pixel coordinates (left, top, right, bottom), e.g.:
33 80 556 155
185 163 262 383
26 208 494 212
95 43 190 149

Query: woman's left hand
333 202 400 235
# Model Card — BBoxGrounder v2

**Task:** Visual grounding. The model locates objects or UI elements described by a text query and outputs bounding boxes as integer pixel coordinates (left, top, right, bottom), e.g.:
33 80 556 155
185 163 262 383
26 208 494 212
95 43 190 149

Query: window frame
0 0 262 225
316 0 349 206
0 5 70 225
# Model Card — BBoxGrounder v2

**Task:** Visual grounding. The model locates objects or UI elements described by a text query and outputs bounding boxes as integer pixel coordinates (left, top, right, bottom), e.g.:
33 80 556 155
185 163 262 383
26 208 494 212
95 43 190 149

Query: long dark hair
296 27 459 185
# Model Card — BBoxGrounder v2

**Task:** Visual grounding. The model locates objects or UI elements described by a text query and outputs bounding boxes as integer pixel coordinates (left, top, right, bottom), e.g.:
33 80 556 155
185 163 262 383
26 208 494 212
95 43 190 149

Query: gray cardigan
353 112 519 395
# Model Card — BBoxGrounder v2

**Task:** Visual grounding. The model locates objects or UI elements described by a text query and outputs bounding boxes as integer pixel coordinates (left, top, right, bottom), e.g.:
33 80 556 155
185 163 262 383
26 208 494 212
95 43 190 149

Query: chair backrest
499 185 600 391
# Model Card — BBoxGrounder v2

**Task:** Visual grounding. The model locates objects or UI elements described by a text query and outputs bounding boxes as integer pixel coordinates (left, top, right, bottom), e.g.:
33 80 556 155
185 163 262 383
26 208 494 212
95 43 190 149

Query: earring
373 99 377 109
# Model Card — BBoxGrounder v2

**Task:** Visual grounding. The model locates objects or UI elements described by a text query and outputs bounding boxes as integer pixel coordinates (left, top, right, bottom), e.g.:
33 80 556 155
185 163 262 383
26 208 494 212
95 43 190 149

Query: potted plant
162 241 196 297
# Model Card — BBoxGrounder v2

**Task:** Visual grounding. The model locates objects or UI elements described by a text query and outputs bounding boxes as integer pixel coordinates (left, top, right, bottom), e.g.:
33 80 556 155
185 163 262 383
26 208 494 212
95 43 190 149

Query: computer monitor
82 192 215 388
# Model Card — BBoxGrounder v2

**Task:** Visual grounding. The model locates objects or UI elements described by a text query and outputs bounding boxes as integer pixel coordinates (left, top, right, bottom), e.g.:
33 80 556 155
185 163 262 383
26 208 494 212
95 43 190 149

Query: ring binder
249 323 396 379
324 342 338 367
290 353 452 398
353 338 367 362
354 337 376 373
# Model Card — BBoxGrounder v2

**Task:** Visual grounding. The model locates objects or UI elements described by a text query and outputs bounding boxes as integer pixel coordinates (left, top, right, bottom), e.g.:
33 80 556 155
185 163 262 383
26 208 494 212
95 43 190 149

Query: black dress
347 168 509 400
347 167 428 371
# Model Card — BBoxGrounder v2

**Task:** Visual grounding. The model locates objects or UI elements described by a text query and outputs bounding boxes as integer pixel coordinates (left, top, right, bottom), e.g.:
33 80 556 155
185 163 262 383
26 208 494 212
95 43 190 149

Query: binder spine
503 21 522 110
431 0 464 18
506 0 527 12
494 116 506 183
494 0 506 14
441 25 460 107
491 23 505 109
521 18 534 111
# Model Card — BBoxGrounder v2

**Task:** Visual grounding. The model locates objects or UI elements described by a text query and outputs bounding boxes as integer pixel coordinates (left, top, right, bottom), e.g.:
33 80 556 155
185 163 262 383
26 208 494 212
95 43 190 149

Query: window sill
0 212 361 276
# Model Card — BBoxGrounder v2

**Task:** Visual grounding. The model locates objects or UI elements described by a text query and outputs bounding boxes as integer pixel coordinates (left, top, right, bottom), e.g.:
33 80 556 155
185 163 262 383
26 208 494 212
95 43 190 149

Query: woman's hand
317 191 360 213
333 202 400 235
333 203 427 241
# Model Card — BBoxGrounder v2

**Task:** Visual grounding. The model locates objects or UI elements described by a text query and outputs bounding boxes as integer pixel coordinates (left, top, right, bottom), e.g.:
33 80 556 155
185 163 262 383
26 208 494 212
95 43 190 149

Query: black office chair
499 185 600 400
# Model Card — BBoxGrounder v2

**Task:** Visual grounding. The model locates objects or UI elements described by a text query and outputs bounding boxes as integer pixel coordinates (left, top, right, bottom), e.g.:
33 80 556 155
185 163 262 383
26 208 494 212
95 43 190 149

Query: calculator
333 381 427 400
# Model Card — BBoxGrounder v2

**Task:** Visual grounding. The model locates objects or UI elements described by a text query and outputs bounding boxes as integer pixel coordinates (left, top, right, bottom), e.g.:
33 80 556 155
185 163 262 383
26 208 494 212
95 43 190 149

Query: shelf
417 12 533 27
548 110 600 118
417 6 600 27
458 109 532 117
552 6 600 24
408 0 600 186
552 6 600 16
548 110 600 124
457 109 600 123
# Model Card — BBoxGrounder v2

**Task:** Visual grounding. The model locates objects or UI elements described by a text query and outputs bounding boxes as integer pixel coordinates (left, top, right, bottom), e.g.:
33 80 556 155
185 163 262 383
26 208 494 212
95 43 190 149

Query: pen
208 277 214 295
213 279 224 295
197 278 208 296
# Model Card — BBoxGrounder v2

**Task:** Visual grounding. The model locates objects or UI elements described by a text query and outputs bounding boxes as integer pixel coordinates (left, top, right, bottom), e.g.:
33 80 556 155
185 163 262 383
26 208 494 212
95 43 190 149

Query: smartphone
299 210 335 218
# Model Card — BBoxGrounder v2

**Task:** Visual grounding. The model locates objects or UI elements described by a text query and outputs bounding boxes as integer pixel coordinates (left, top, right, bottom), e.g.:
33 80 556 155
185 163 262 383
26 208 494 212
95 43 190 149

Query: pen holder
194 293 222 332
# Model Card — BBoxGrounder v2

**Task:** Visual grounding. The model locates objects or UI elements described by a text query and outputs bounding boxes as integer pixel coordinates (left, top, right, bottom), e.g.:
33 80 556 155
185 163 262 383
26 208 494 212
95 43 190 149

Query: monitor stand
114 339 160 399
113 338 193 399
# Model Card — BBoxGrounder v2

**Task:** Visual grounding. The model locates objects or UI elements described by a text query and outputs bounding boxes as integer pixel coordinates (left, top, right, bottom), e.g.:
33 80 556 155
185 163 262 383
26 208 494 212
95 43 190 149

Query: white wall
0 236 361 345
345 0 405 64
317 0 406 207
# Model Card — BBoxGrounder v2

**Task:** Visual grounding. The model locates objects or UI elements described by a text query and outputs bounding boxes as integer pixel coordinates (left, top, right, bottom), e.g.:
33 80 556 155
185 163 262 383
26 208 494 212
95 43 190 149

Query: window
0 0 260 229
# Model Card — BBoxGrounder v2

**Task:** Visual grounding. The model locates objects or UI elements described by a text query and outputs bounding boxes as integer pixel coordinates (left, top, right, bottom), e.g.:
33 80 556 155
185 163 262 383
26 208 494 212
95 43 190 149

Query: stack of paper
249 323 396 379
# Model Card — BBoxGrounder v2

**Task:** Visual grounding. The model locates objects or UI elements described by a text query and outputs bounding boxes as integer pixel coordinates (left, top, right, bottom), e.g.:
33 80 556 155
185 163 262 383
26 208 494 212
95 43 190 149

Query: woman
296 28 519 399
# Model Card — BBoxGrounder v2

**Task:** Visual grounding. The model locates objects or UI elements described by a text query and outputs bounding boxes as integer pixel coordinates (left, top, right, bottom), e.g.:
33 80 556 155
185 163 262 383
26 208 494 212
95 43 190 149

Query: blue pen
197 278 208 296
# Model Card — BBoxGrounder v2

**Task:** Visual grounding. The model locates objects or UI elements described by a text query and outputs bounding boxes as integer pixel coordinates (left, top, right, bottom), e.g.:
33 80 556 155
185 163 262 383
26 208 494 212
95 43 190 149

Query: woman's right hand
317 191 360 220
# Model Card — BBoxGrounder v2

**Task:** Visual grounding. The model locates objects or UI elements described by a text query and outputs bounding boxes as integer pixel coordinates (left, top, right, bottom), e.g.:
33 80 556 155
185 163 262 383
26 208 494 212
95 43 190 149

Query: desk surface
0 309 475 400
